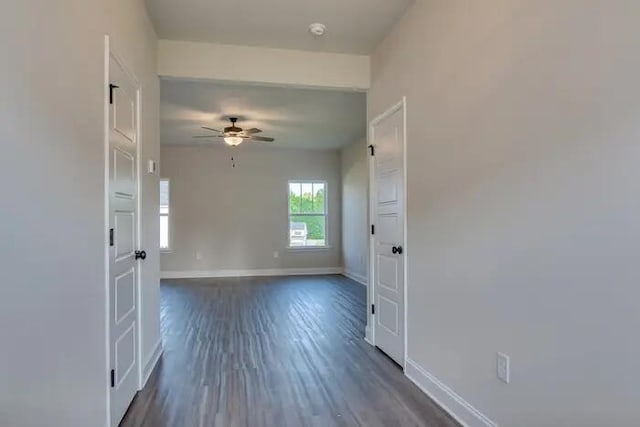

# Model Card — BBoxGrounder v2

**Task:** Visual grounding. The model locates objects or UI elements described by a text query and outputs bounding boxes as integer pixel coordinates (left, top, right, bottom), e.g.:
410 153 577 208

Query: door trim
367 97 407 369
104 35 144 427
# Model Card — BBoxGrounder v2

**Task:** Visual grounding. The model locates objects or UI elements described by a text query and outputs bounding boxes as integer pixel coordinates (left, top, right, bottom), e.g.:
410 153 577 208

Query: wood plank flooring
120 275 460 427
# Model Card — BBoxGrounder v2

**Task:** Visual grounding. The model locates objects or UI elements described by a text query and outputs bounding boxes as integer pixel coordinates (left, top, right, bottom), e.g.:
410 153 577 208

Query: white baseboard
142 338 163 387
161 267 343 280
342 270 367 286
405 358 497 427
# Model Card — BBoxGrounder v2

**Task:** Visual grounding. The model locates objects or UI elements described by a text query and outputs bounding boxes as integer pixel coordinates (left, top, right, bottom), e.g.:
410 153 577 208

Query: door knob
135 250 147 260
392 246 403 255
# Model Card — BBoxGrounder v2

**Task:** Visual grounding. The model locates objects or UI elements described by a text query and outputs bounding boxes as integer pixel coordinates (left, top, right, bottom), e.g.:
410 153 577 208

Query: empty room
4 1 640 426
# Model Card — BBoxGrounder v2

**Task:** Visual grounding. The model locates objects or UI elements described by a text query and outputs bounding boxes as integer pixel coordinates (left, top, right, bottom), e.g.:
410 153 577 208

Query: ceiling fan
193 117 275 146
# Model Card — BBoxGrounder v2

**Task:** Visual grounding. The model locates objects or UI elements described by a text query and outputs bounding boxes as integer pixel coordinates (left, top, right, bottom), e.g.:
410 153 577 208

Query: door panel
115 269 136 324
377 172 399 204
377 295 399 335
114 89 135 142
114 211 135 260
109 54 140 427
377 255 398 291
372 101 405 365
377 213 401 242
114 148 135 198
115 323 136 385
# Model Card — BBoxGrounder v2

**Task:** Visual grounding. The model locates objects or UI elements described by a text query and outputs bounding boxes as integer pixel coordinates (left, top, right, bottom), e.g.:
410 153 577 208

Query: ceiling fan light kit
224 136 243 146
195 117 275 146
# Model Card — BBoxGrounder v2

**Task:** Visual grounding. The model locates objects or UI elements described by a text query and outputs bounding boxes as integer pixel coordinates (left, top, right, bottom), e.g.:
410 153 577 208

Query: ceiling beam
158 40 370 90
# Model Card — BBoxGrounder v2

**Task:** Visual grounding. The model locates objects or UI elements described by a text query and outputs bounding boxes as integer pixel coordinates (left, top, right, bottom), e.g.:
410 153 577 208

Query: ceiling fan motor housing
225 117 242 134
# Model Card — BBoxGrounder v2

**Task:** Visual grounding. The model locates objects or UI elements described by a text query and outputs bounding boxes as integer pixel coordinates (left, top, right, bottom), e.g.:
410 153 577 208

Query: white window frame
287 180 330 250
160 178 172 252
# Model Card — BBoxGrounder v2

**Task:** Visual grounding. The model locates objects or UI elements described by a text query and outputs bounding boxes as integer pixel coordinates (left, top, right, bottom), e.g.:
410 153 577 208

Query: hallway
120 275 459 427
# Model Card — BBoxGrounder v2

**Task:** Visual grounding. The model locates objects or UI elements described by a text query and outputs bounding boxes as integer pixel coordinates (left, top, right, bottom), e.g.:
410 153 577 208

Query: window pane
312 182 325 213
160 215 169 249
160 180 169 213
300 183 313 213
289 182 301 213
160 180 170 249
289 215 326 247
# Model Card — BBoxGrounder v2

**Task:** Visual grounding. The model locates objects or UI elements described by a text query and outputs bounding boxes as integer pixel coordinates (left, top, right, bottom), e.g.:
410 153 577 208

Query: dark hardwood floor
120 275 460 427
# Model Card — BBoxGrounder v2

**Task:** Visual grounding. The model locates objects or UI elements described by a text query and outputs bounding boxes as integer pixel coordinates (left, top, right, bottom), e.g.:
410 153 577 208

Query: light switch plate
147 159 157 174
497 352 510 384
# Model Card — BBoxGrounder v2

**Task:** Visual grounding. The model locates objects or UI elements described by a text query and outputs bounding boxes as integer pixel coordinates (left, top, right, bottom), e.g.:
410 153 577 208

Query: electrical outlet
497 352 510 384
196 251 203 261
273 251 279 259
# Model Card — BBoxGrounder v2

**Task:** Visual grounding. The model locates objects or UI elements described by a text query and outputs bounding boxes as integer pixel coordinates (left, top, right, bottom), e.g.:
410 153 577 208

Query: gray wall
0 1 160 426
341 138 368 282
370 1 640 425
160 145 342 274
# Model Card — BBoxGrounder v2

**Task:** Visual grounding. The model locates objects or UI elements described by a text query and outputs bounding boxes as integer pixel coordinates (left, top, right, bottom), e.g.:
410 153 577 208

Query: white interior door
371 100 405 366
108 54 140 426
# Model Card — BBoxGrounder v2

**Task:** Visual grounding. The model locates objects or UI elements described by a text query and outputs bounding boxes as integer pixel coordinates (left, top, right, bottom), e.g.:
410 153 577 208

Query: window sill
286 246 332 251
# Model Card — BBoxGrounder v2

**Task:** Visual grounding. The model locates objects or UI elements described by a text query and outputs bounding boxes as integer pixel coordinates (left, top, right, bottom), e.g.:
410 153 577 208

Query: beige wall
0 1 160 426
370 1 640 425
158 40 371 90
341 138 369 282
0 0 159 427
160 145 342 274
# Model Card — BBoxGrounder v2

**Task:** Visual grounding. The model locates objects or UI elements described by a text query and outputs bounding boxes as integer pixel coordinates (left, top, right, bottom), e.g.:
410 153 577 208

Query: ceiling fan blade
193 135 224 138
242 128 262 134
201 126 222 133
250 136 275 142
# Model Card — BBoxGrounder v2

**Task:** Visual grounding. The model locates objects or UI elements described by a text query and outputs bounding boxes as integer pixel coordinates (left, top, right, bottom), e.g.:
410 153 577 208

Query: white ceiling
145 0 414 54
161 79 366 150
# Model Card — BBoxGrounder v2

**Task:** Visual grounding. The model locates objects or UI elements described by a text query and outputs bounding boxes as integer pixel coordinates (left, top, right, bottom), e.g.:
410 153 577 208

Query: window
160 179 170 250
288 181 327 247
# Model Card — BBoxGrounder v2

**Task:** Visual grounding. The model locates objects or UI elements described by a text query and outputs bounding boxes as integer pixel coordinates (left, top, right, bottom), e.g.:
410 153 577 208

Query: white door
371 100 405 366
108 54 141 426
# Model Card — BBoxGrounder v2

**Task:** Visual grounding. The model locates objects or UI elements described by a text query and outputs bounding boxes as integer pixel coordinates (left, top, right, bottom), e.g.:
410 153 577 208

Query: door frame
367 97 408 369
103 35 144 426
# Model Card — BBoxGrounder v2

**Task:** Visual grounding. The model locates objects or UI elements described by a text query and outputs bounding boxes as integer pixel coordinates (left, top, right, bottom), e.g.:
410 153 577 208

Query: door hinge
368 144 375 156
109 228 114 247
371 224 375 235
109 84 119 104
371 304 375 315
110 369 115 388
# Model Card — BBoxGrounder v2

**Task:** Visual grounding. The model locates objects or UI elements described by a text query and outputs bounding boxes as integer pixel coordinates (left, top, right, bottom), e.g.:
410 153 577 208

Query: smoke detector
309 23 327 37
